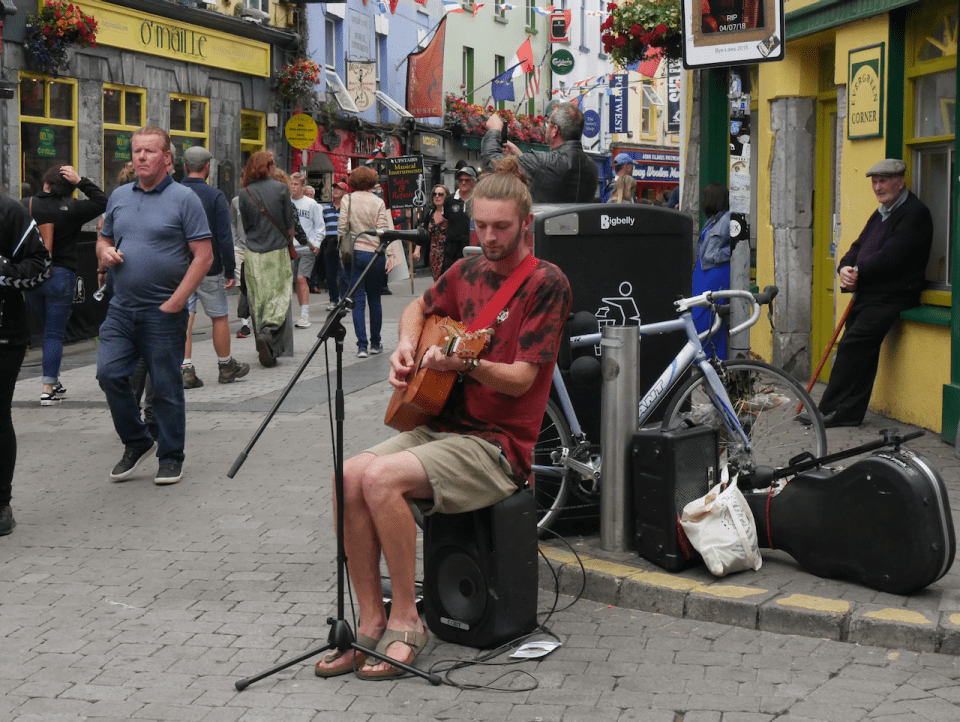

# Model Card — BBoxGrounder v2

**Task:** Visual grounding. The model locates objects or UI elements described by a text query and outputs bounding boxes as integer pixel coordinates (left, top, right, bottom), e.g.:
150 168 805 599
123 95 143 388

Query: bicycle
530 286 828 536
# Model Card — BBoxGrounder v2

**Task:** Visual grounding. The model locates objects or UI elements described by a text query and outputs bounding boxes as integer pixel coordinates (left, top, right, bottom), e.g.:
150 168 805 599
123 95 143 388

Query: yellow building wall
753 11 948 431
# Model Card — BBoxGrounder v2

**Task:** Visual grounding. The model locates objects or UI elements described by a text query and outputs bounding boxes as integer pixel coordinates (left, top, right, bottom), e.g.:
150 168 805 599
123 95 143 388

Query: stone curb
538 546 952 654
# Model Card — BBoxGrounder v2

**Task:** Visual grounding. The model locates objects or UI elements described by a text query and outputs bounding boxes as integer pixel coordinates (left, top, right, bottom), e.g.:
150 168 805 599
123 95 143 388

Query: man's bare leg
315 451 431 673
296 275 310 308
210 315 231 358
357 452 432 673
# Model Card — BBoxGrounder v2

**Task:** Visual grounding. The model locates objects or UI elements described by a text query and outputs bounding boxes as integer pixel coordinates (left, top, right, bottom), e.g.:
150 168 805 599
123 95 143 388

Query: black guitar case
743 448 955 595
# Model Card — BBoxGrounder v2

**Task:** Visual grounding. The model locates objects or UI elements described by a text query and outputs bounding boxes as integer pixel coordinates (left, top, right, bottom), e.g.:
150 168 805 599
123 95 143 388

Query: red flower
655 24 669 35
606 2 617 11
630 24 643 37
640 32 654 45
614 36 627 48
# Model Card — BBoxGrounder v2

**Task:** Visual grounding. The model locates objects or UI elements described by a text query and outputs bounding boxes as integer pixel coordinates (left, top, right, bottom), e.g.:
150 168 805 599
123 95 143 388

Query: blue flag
491 67 516 103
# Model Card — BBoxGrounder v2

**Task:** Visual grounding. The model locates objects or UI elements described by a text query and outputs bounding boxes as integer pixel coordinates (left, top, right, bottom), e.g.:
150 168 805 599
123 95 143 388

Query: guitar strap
467 253 540 333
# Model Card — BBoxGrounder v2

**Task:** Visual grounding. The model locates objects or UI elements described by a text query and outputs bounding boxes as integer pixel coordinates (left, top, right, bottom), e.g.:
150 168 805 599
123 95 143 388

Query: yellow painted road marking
695 585 769 599
864 608 932 625
777 594 849 614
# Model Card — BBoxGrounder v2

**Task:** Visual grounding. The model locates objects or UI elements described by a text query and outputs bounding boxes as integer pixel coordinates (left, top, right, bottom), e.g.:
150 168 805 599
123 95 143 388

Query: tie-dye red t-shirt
422 254 572 482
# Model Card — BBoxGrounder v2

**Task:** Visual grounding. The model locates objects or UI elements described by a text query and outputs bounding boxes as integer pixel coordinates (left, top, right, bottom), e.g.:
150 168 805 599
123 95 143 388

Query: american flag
525 63 540 100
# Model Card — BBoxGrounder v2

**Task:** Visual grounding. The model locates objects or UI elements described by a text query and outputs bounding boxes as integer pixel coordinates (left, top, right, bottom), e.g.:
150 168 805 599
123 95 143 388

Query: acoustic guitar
384 315 493 432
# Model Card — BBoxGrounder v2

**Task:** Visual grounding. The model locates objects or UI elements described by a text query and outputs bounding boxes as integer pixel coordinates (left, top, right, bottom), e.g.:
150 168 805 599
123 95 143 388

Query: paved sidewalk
4 274 960 721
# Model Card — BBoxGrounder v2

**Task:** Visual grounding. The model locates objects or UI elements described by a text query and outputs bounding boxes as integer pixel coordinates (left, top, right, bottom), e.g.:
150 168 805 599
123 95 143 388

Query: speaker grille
675 435 717 511
434 549 486 625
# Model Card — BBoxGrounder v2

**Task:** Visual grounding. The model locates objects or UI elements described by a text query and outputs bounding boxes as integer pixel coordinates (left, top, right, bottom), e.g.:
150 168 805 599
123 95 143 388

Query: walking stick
796 295 854 414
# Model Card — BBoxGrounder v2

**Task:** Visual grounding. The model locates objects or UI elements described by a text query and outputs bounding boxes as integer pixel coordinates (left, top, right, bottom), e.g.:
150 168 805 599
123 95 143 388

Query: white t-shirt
292 195 325 252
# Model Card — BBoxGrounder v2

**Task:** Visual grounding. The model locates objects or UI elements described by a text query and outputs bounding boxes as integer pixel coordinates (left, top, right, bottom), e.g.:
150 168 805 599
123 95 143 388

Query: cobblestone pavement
4 278 960 721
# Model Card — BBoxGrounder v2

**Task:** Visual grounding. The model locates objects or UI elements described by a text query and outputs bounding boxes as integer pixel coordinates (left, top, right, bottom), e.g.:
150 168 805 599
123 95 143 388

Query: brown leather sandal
356 628 430 680
314 632 380 678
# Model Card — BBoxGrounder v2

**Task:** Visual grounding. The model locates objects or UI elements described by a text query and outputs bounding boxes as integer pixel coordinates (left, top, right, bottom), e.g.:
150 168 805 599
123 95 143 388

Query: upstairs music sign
386 155 427 210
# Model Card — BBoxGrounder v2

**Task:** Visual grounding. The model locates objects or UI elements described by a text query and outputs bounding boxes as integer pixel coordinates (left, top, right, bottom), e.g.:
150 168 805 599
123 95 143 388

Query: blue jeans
25 265 76 384
324 247 340 303
339 250 386 350
97 304 189 463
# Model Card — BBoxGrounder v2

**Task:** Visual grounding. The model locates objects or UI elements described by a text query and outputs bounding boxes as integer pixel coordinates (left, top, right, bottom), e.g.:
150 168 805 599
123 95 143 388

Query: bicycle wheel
662 359 827 472
531 399 573 536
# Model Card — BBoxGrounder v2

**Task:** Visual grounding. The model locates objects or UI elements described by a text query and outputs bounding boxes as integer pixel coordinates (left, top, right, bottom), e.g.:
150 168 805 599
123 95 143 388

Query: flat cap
456 166 478 180
614 152 634 167
865 158 906 177
335 181 350 191
183 146 213 165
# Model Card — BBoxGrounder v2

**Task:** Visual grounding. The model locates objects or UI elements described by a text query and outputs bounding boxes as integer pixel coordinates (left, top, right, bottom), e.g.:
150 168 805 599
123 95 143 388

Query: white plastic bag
680 480 762 577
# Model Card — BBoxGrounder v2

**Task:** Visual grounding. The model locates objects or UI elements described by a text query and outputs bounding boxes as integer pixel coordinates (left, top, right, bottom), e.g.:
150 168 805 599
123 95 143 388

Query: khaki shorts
365 427 518 516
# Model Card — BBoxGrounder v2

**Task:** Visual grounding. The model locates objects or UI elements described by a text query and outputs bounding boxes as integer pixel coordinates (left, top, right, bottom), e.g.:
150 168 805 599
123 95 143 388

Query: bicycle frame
536 289 768 481
572 311 752 452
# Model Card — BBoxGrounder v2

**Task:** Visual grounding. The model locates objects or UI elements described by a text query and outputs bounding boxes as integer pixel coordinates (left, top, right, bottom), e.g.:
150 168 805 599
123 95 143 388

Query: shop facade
753 0 958 435
2 0 297 341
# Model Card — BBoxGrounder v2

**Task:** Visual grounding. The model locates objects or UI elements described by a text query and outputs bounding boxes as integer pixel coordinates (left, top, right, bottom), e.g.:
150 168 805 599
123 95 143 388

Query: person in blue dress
692 183 731 359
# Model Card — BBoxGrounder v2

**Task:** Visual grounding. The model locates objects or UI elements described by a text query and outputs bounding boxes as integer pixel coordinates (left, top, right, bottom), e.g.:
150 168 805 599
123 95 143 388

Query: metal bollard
599 325 639 552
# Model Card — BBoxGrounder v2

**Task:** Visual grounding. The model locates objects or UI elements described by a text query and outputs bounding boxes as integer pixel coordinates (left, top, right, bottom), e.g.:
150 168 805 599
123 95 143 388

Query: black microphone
367 227 430 244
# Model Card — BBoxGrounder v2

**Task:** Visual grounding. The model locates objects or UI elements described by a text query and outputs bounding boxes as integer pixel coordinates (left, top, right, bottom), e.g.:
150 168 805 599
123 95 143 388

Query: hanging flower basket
444 95 547 145
276 58 321 102
601 0 683 66
24 0 98 79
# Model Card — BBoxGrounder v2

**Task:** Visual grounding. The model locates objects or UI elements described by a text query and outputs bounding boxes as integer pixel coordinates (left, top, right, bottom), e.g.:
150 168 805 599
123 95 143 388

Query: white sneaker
295 314 312 328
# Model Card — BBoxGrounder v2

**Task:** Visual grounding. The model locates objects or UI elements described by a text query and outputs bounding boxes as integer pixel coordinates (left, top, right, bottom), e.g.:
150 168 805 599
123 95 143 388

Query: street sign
285 113 318 150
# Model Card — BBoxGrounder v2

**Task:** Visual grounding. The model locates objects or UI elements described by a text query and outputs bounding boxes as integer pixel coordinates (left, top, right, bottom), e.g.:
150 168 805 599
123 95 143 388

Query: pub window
169 94 209 181
495 55 506 111
240 110 265 171
103 84 146 197
463 47 474 105
19 74 77 198
906 4 957 296
525 0 536 32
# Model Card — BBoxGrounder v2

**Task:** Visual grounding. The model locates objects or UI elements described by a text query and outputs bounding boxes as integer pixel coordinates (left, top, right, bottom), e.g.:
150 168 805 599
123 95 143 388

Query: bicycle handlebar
680 286 778 339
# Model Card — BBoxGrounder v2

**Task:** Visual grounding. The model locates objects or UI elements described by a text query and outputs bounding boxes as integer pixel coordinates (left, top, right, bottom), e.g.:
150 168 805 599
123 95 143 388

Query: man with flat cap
801 158 932 428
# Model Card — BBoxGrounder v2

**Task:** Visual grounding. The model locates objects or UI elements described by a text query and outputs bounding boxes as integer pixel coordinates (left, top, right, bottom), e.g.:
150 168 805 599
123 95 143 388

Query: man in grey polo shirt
96 126 213 485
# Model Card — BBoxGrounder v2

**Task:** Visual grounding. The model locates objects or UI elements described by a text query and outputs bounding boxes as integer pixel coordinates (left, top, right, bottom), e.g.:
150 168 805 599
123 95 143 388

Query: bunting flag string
442 0 464 13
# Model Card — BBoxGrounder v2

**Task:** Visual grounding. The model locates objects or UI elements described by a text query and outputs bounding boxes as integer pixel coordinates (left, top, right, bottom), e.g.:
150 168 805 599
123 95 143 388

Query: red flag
406 18 447 118
390 0 399 12
639 47 662 78
512 37 535 75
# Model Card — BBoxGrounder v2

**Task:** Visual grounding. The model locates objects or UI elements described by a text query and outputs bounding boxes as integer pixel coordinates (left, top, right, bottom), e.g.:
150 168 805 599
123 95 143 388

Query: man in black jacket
0 195 51 535
440 166 476 274
481 102 598 204
803 158 933 428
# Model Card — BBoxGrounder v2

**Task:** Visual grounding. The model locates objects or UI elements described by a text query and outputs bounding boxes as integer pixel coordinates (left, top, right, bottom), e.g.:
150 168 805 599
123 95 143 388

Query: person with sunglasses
412 184 450 281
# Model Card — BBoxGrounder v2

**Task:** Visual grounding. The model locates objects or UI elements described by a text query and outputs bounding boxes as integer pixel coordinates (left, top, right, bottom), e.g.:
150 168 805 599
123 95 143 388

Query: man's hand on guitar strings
388 343 418 390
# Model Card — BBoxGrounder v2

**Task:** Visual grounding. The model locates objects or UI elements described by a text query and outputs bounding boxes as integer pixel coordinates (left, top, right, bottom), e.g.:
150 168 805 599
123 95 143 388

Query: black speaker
423 490 538 648
632 425 719 571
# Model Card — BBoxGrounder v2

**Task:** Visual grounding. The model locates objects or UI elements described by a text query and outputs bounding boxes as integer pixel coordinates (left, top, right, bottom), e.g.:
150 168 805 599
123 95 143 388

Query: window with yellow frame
169 94 209 181
240 110 266 171
19 74 77 197
906 4 957 297
103 84 146 197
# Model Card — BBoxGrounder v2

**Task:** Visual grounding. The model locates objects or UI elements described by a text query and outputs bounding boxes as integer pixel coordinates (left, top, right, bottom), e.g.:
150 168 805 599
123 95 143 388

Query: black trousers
818 292 912 424
0 343 27 507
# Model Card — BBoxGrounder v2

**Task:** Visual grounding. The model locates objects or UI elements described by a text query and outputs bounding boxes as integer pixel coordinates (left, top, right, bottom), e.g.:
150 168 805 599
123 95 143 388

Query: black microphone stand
229 233 442 689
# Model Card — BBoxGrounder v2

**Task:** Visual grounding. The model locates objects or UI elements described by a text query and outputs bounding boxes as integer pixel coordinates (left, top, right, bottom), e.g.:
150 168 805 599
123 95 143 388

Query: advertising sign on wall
680 0 785 69
847 43 885 139
385 155 427 210
609 74 628 134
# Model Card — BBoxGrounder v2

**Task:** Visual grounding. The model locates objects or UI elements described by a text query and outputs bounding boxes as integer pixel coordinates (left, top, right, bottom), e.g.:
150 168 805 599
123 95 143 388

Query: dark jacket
481 130 598 204
839 190 933 301
442 194 471 273
21 177 107 273
181 177 235 278
1 195 51 345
